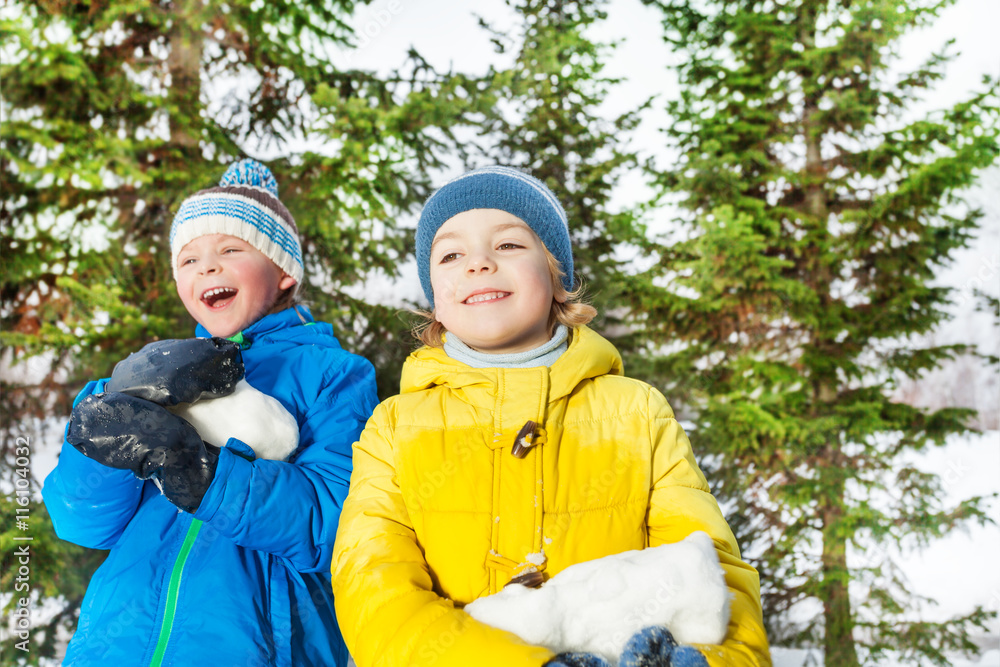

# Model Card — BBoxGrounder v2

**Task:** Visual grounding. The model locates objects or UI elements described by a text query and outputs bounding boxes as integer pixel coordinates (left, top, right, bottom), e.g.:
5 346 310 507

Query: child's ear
279 274 297 291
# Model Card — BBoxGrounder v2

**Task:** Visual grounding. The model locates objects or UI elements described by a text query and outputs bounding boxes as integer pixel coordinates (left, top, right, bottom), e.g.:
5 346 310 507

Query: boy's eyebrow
430 231 459 251
430 222 534 252
493 222 533 235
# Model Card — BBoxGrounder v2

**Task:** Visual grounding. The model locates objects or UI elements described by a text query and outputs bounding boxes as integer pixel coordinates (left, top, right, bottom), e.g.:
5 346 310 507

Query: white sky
339 0 1000 174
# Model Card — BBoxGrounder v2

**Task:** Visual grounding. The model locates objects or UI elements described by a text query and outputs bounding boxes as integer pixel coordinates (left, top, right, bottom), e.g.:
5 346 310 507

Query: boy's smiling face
430 209 563 354
175 234 296 338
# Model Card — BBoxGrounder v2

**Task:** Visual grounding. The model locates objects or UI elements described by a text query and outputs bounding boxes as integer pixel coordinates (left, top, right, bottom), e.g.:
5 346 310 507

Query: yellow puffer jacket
333 326 770 666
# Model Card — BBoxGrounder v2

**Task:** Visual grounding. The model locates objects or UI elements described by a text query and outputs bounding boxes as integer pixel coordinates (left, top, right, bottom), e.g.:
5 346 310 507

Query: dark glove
106 337 244 406
67 392 219 512
545 653 611 667
619 627 708 667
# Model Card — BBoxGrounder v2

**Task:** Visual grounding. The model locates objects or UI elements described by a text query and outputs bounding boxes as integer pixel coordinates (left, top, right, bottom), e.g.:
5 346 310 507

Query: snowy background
8 0 999 663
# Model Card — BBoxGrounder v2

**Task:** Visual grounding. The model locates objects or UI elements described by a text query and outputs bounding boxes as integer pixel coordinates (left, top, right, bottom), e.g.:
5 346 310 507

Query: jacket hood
400 325 623 402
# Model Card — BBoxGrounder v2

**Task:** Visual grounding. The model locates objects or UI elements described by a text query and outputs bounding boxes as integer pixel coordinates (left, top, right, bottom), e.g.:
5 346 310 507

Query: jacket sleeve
645 387 771 667
42 380 145 549
332 401 556 667
193 352 377 573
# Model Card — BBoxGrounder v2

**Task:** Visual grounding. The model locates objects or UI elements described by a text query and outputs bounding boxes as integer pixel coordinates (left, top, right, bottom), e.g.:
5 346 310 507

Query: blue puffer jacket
43 306 378 667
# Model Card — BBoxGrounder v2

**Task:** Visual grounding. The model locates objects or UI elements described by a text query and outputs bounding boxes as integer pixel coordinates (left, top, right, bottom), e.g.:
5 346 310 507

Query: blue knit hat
170 159 304 285
416 166 573 307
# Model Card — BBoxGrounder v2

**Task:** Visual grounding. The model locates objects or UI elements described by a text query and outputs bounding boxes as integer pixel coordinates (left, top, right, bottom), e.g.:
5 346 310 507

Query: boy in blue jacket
43 159 378 666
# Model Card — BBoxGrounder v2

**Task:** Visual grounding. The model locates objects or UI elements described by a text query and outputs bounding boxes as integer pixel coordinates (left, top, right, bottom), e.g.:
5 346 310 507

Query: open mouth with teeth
463 291 511 305
201 287 238 308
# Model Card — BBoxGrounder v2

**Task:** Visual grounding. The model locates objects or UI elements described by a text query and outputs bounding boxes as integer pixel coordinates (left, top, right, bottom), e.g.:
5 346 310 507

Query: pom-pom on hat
170 158 303 285
416 166 573 308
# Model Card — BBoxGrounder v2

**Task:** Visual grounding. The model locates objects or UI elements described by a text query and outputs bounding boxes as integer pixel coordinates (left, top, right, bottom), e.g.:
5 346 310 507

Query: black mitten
67 392 219 512
545 653 612 667
619 626 707 667
106 337 244 406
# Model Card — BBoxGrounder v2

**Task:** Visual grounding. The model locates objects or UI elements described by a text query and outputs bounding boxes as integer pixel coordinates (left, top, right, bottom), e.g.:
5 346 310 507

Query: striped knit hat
170 159 303 285
416 166 573 308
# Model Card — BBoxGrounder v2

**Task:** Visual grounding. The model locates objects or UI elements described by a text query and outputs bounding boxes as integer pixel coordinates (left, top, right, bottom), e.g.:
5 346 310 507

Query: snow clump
465 531 730 664
169 379 299 461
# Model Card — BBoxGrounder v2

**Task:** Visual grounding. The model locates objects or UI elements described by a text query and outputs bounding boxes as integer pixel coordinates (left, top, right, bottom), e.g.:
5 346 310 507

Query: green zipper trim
226 331 251 349
150 519 203 667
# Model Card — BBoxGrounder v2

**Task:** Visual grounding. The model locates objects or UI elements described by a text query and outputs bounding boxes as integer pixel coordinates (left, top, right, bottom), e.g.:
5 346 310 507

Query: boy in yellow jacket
332 166 771 666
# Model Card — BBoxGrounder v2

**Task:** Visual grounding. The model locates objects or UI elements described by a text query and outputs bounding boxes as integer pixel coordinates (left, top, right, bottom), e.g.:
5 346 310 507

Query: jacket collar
400 325 623 403
195 305 314 340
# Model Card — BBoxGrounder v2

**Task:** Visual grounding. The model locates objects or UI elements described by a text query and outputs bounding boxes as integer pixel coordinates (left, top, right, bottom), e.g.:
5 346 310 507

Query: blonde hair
412 246 597 348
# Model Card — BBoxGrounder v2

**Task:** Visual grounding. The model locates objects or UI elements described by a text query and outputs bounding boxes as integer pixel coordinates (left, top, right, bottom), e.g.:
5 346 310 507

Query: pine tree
475 0 646 339
634 0 999 663
1 1 483 659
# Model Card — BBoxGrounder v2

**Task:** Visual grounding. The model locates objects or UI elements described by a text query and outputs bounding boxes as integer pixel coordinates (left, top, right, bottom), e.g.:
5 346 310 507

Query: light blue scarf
444 325 569 369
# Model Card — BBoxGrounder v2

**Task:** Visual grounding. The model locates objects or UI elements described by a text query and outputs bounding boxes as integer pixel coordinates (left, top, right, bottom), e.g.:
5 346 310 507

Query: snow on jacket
332 325 771 666
43 306 378 667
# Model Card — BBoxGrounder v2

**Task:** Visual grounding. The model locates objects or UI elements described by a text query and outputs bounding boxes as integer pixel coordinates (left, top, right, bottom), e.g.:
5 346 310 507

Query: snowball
465 531 730 663
169 379 299 461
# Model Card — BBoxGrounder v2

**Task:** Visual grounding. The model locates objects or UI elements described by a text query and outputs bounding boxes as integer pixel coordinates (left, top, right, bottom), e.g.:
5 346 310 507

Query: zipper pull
226 331 252 350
